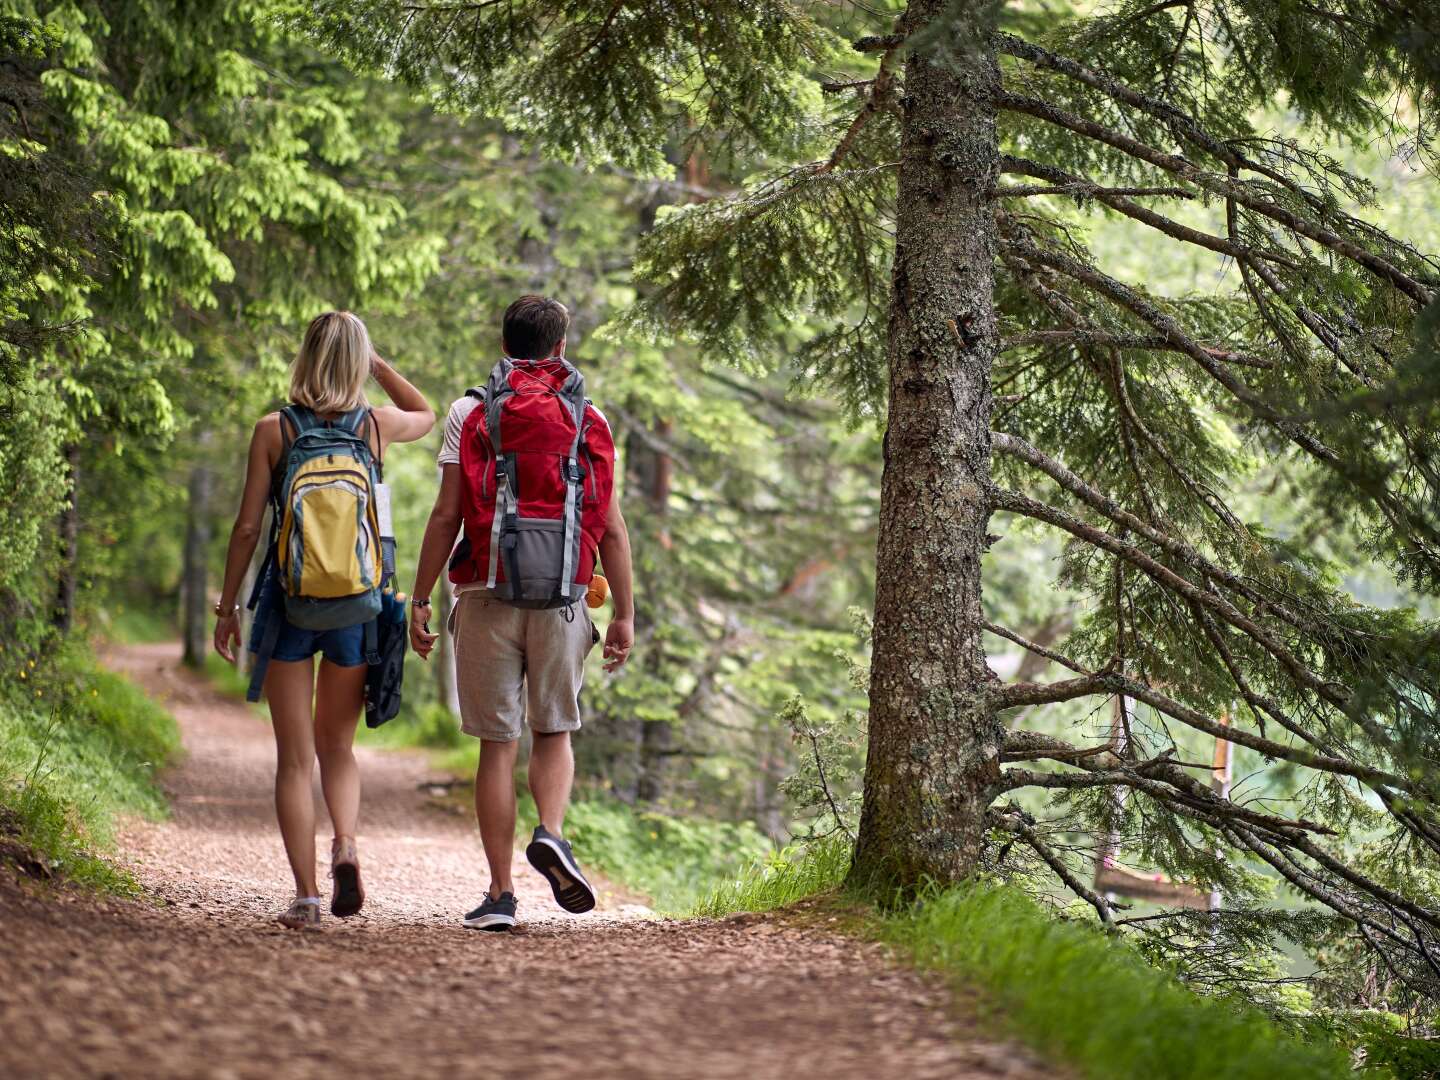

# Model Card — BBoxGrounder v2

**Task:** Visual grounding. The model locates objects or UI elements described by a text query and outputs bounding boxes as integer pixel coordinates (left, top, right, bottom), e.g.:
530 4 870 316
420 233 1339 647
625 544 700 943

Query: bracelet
410 597 431 610
214 600 240 617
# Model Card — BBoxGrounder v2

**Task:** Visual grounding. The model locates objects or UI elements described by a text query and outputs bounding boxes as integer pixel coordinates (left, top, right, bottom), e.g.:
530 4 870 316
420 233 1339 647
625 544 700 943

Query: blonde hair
289 311 370 415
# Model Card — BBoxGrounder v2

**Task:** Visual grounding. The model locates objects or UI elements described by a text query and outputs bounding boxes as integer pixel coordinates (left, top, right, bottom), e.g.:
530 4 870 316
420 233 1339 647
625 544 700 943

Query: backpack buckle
563 460 586 485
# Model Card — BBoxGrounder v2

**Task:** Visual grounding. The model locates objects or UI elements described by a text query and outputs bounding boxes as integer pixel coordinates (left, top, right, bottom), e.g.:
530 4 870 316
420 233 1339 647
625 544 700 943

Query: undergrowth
364 702 772 912
552 795 770 914
695 839 1358 1080
0 644 180 893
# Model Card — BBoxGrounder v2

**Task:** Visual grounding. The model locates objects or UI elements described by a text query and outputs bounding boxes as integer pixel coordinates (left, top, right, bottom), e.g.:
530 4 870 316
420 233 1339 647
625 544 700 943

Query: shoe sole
331 863 364 918
463 912 516 931
525 836 596 914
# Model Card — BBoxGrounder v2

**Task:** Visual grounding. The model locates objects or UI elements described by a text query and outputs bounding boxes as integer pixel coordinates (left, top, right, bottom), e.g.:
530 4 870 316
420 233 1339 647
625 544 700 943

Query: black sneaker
463 891 517 931
525 826 597 914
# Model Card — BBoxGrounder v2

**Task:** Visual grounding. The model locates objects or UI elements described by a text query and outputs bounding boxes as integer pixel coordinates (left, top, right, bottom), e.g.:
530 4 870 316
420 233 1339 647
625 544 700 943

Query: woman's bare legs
314 659 365 845
265 657 318 898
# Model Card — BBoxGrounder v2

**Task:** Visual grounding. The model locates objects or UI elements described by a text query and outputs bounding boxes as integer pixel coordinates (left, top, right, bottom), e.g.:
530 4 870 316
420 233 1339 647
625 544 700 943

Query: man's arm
597 495 635 672
409 463 464 659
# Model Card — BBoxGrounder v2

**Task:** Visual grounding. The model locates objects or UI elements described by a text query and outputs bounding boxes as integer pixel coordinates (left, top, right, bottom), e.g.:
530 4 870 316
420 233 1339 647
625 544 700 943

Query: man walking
409 295 634 929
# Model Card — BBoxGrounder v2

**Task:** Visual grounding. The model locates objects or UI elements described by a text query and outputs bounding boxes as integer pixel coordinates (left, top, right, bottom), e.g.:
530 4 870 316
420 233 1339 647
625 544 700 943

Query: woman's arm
214 415 280 663
369 352 435 448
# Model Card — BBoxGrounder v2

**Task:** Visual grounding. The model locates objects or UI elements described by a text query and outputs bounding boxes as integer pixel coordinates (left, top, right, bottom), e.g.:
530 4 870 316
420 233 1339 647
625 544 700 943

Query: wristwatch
214 600 240 617
410 597 432 610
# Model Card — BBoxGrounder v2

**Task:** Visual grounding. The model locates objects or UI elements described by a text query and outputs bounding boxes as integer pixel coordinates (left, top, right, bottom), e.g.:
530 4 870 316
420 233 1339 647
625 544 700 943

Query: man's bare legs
475 739 519 898
529 731 574 835
474 731 574 899
265 658 318 899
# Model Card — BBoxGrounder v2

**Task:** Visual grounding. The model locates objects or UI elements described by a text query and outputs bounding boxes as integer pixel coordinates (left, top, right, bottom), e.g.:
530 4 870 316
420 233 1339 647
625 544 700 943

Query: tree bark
52 443 81 634
850 2 1002 891
181 458 214 669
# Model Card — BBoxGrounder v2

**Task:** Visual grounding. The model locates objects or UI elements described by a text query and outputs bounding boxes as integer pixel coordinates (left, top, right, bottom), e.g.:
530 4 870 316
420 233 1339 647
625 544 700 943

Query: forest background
5 0 1440 1070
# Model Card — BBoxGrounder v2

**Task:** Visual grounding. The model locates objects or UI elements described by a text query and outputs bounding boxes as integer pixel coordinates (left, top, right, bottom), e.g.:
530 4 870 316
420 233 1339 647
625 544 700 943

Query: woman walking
213 312 434 928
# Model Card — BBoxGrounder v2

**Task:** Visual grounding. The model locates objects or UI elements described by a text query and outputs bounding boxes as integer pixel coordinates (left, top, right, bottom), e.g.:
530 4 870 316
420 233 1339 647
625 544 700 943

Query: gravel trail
0 642 1048 1079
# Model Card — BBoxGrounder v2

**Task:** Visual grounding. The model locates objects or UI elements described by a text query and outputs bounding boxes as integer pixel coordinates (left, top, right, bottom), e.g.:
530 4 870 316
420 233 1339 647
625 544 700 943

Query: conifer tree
304 0 1440 999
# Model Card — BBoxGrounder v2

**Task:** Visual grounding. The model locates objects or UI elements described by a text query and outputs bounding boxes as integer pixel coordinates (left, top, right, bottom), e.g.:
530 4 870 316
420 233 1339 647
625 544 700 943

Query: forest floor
0 642 1050 1079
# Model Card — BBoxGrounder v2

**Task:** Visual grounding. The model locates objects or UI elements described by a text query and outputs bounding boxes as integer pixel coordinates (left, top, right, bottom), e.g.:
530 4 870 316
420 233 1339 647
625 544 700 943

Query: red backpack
449 356 615 607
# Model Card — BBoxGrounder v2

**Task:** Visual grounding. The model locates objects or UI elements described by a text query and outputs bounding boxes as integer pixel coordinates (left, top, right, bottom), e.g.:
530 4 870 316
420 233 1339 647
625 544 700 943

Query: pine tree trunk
181 459 214 669
850 3 1002 891
52 443 81 634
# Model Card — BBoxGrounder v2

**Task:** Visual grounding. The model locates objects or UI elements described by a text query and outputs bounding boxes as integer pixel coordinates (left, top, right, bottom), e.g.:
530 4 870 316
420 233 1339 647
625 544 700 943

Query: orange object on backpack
586 574 609 608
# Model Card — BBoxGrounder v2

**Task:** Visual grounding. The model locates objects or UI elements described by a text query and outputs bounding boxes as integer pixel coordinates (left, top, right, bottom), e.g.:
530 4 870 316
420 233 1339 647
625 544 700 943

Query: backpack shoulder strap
484 359 513 454
274 406 307 502
281 404 319 438
361 407 384 479
335 406 368 434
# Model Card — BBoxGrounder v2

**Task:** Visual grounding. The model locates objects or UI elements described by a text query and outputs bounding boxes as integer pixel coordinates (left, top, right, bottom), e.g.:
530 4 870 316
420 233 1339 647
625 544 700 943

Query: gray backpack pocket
498 517 580 607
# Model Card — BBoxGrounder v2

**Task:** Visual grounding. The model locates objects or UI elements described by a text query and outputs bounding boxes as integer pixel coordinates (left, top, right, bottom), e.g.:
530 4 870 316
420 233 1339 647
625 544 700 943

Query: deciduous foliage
1 0 436 648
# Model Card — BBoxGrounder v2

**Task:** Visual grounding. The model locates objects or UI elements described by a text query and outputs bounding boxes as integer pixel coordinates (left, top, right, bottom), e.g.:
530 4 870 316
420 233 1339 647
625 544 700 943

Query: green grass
694 840 1354 1080
0 646 181 893
694 834 854 917
889 886 1351 1080
555 796 771 913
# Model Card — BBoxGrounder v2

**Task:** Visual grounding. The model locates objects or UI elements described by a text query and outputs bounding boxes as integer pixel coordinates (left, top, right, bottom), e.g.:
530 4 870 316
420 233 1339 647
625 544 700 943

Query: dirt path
0 642 1046 1079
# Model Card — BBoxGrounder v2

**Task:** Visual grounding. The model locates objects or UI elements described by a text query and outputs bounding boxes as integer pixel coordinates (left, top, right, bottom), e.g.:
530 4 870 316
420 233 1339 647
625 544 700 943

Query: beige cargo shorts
450 592 599 742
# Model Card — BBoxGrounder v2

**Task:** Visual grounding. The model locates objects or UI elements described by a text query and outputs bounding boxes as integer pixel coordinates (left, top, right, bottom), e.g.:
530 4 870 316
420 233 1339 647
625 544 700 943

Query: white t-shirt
437 395 481 467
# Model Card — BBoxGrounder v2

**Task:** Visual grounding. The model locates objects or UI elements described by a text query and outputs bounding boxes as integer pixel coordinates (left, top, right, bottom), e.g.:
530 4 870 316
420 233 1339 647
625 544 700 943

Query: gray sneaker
525 826 596 913
463 891 517 931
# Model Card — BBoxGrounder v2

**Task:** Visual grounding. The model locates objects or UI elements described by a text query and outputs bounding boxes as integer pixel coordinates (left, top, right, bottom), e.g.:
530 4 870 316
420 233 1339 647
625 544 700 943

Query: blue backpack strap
363 617 379 666
281 404 319 438
335 406 368 433
245 585 284 703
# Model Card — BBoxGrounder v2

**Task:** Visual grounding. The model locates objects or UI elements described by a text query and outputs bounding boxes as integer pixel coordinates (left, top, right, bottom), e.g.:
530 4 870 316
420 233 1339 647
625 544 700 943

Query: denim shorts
248 573 367 668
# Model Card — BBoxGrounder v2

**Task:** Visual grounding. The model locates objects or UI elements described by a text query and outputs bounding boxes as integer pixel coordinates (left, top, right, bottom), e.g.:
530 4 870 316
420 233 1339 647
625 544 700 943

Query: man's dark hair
502 295 570 359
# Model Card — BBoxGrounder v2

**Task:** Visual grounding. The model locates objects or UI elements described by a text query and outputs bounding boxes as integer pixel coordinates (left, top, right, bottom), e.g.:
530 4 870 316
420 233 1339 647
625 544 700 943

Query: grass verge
694 839 1354 1080
539 793 770 914
0 645 180 893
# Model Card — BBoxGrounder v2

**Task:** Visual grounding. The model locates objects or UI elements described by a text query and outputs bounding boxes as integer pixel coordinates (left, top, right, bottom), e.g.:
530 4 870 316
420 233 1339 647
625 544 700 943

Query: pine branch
1000 329 1274 368
998 764 1338 838
993 182 1195 199
992 431 1335 645
1000 155 1300 271
822 40 900 174
987 615 1413 792
1002 234 1440 569
995 31 1384 223
992 485 1351 712
994 91 1433 305
1001 235 1336 450
991 808 1117 924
